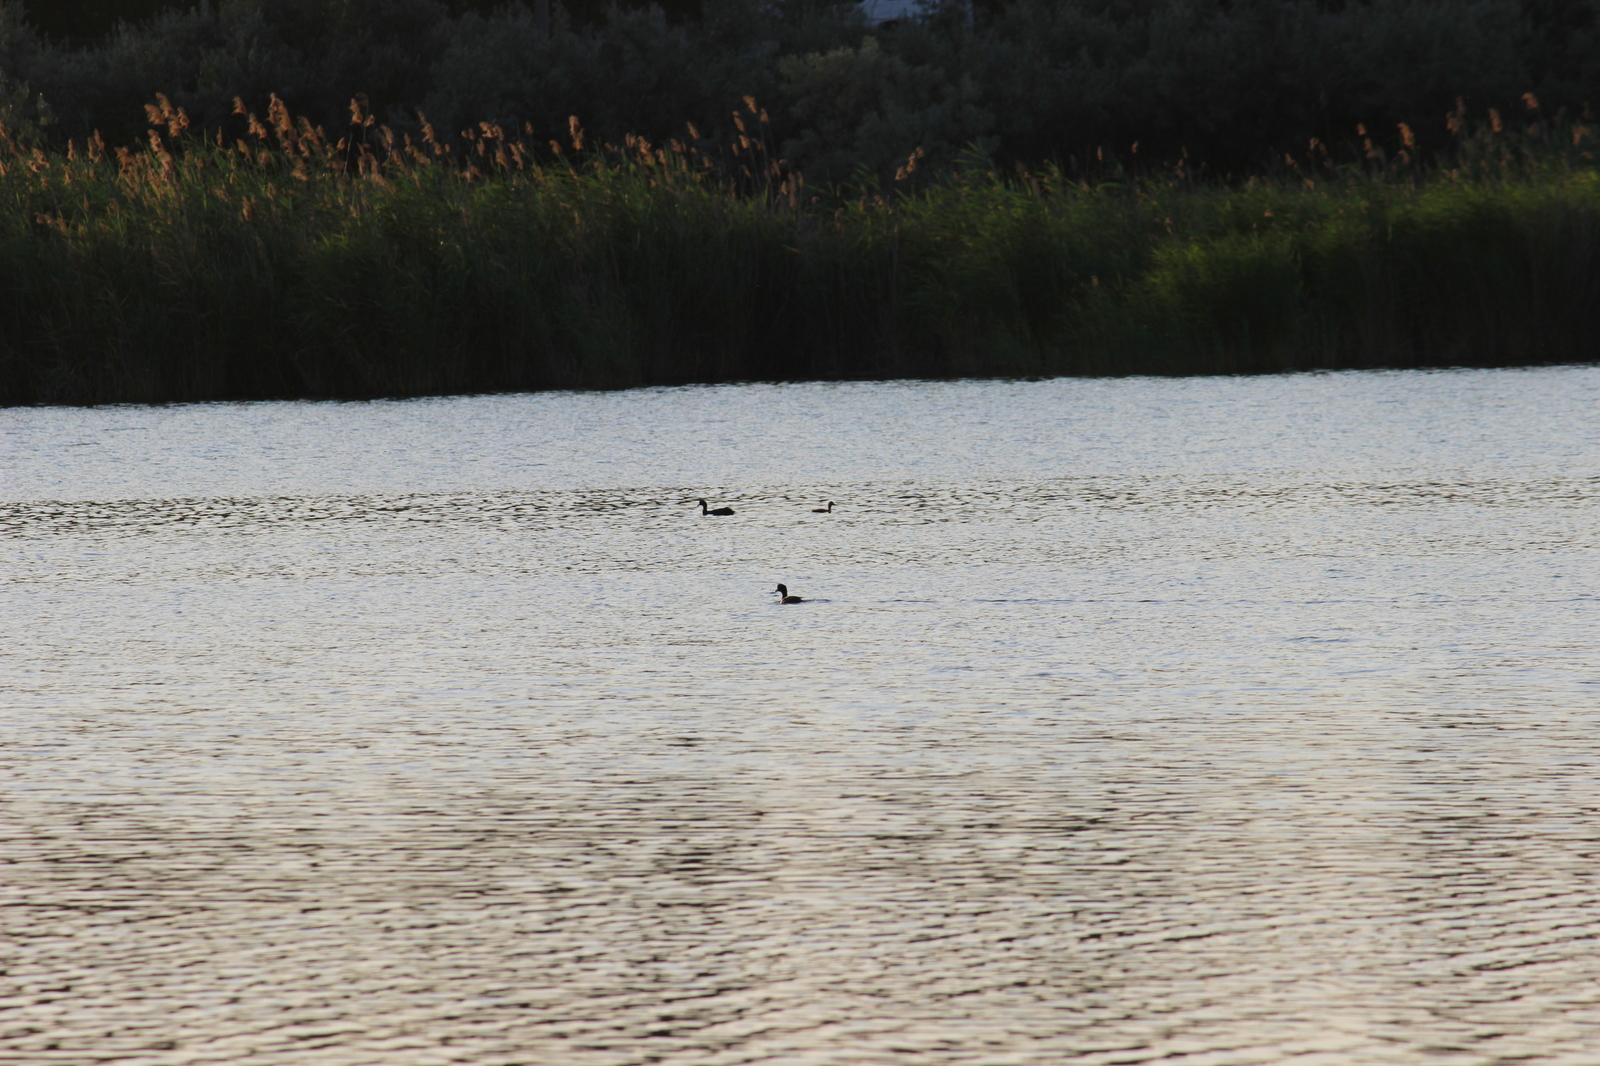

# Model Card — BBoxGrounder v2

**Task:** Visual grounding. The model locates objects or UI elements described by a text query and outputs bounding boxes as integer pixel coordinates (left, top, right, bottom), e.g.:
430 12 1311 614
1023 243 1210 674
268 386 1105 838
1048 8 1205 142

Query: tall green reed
2 96 1597 406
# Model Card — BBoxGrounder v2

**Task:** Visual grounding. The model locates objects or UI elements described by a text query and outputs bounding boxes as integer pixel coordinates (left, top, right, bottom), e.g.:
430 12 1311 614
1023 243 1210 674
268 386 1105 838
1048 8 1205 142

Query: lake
4 367 1599 1065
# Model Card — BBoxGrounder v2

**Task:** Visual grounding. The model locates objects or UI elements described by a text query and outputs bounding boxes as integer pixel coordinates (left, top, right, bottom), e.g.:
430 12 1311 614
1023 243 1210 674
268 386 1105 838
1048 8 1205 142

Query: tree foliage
3 0 1598 182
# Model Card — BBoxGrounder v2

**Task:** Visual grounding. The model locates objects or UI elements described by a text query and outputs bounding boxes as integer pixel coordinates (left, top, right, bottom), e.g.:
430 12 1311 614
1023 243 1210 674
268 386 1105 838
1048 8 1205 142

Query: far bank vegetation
2 0 1598 403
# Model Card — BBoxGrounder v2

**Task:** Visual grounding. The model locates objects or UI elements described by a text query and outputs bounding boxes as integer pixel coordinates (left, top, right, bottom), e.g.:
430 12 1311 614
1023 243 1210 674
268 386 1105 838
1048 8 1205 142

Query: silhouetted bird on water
812 501 834 513
775 583 804 604
697 498 735 516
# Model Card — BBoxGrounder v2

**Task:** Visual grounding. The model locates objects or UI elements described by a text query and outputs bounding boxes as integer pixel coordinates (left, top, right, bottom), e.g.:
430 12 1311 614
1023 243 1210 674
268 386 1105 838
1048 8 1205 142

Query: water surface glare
4 368 1600 1065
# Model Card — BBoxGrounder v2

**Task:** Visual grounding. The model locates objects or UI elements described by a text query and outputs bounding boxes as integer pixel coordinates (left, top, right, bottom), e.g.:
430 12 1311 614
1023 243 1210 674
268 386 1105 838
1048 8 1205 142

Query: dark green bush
5 0 1600 182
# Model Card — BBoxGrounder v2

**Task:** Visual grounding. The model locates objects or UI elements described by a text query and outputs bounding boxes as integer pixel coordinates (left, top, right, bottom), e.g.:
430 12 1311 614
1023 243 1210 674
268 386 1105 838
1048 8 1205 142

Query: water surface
4 367 1599 1064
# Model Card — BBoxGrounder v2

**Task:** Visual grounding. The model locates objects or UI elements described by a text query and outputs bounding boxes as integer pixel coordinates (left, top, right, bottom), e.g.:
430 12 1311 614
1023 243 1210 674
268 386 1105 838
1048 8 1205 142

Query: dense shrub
4 0 1600 182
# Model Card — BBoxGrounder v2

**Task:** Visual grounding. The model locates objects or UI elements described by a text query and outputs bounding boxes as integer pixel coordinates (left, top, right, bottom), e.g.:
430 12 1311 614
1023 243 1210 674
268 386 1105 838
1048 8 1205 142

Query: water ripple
4 368 1600 1064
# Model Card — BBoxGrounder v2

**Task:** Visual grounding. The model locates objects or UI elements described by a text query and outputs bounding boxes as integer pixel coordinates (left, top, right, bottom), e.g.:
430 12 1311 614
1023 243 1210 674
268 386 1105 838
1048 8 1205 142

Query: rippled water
4 367 1600 1065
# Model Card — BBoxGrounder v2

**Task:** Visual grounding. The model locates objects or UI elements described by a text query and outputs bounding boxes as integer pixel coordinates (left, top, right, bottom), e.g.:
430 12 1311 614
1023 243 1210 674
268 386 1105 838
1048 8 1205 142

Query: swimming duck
697 498 735 516
812 501 834 513
775 583 804 604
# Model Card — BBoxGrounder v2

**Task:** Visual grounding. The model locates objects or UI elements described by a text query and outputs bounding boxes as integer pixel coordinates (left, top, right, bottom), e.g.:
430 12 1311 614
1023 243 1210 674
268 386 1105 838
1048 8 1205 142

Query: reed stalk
2 100 1596 405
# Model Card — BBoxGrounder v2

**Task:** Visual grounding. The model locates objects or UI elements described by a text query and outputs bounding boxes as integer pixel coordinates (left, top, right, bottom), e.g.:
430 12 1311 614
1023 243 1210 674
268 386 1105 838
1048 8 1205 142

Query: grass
2 96 1598 405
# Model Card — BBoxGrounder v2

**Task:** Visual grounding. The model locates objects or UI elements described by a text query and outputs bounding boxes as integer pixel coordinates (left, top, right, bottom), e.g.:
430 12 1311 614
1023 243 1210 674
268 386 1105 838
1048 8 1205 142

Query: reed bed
3 97 1598 405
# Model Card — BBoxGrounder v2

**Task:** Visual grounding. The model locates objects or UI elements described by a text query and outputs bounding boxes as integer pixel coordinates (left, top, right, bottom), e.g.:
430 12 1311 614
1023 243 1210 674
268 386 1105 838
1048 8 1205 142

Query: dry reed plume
1 95 1597 405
